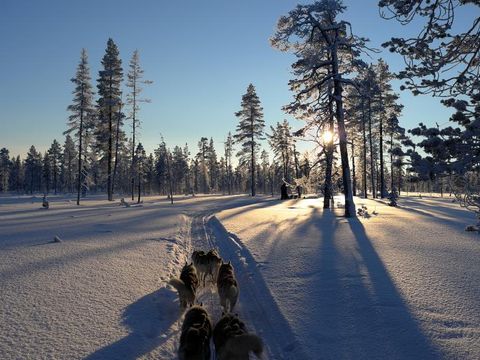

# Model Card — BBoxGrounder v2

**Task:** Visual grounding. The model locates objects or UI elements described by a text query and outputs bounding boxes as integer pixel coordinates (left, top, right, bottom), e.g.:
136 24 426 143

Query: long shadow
208 216 310 360
86 287 180 360
346 218 440 358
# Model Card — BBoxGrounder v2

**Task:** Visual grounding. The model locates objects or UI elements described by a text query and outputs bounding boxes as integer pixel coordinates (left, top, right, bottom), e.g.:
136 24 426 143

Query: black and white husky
216 261 239 313
178 305 212 360
168 262 199 308
213 313 263 360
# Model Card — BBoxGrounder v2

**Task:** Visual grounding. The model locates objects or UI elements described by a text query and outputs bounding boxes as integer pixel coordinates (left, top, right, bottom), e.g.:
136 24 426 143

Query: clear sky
0 0 474 158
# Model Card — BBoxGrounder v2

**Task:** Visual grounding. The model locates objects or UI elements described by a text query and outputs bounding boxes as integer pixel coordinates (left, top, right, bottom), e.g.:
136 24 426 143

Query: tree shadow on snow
341 217 440 359
85 287 179 360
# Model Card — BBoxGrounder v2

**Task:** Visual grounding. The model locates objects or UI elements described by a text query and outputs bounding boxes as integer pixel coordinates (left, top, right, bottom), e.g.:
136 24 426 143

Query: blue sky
0 0 472 157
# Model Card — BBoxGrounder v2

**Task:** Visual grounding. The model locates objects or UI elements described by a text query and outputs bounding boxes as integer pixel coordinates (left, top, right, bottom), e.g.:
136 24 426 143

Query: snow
1 193 479 359
216 195 480 359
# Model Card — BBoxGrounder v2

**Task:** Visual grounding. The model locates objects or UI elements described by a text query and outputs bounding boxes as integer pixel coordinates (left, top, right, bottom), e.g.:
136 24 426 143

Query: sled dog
216 261 239 313
178 305 212 360
213 313 263 360
192 249 222 286
169 262 199 308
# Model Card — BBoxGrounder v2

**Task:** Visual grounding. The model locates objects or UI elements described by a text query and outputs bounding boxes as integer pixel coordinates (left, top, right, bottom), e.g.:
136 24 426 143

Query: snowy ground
0 194 479 359
215 195 480 359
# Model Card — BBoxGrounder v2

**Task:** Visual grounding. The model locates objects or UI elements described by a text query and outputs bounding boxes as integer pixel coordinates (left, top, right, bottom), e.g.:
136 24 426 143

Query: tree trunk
251 117 256 197
107 81 113 201
324 84 334 209
362 99 368 198
390 132 394 192
332 36 355 218
351 139 356 196
368 98 376 198
112 102 121 198
77 91 84 205
131 77 136 201
379 107 386 198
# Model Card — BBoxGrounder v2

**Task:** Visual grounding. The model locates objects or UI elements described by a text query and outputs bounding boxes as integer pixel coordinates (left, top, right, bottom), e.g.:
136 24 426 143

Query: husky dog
192 249 222 286
216 261 239 313
169 262 199 308
178 305 212 360
213 313 263 360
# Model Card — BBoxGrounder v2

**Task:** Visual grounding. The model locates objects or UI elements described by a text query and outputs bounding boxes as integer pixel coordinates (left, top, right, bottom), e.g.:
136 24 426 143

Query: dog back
180 263 199 294
179 306 212 360
213 313 263 360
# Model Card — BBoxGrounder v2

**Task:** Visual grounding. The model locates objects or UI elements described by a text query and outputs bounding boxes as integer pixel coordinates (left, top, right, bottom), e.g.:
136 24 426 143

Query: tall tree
62 135 77 194
126 50 152 200
24 146 42 194
268 120 294 182
224 132 234 195
96 38 123 201
135 142 146 203
0 148 11 192
272 0 369 216
234 84 265 196
66 49 95 204
47 139 62 195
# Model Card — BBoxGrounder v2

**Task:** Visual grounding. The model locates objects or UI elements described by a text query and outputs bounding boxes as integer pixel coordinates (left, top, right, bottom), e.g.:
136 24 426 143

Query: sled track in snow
204 215 308 360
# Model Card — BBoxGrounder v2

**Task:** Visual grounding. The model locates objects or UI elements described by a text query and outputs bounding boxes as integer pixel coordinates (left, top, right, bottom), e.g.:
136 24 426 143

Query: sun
322 130 334 144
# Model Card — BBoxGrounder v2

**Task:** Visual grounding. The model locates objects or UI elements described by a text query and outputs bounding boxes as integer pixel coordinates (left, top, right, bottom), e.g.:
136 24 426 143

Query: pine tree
66 48 95 204
224 132 234 195
42 151 51 194
207 138 219 192
9 156 23 193
197 137 210 193
0 148 10 192
135 142 146 203
62 135 77 194
126 50 152 200
268 120 294 182
234 84 265 196
24 146 42 194
272 0 369 216
96 38 123 201
47 139 62 195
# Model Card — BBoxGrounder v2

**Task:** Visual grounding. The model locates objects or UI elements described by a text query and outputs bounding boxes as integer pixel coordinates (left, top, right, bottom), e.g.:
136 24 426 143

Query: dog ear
228 260 231 265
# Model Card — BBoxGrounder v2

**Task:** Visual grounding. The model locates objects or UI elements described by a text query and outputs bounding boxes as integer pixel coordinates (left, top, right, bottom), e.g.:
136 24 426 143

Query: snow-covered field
1 194 479 359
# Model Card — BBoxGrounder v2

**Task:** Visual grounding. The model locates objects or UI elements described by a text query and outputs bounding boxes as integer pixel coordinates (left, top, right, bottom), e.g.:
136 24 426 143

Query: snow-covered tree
126 50 152 200
268 120 295 182
96 38 123 201
234 83 265 196
379 0 480 96
66 48 95 204
272 0 369 216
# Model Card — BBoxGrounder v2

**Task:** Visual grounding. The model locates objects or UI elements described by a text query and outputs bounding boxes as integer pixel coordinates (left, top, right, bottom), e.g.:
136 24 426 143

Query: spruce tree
126 50 152 200
0 148 10 192
47 139 62 195
234 84 265 196
272 1 369 216
96 38 123 201
66 49 95 204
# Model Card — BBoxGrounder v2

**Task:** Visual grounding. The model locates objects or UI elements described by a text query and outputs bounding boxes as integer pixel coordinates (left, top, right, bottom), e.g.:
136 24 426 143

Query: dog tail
224 334 263 358
226 284 238 312
168 278 187 294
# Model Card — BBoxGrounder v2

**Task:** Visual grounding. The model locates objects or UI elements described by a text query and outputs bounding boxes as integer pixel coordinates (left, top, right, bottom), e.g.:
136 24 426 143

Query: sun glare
322 130 334 144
